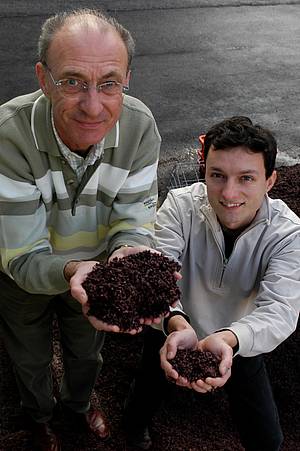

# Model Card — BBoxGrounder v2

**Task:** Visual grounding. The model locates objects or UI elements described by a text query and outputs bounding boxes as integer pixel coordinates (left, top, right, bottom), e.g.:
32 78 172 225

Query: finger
190 382 209 393
163 339 178 360
165 367 179 380
219 360 232 376
194 379 214 392
127 329 138 335
140 316 164 326
88 317 120 333
205 373 229 388
174 271 182 280
127 327 143 335
176 376 189 386
161 360 178 378
166 347 176 360
71 285 88 304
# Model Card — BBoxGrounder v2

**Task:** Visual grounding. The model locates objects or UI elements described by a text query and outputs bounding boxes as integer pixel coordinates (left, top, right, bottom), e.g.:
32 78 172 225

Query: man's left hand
190 331 235 392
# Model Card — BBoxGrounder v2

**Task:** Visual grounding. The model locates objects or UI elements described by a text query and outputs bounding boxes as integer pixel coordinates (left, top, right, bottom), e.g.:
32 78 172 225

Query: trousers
124 327 283 451
0 271 105 423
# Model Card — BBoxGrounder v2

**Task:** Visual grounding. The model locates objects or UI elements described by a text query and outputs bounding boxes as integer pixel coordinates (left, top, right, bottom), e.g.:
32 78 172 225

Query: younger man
124 117 300 451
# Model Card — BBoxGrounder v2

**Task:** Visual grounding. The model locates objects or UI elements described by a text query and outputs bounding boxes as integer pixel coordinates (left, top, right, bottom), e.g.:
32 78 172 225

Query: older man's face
36 24 130 152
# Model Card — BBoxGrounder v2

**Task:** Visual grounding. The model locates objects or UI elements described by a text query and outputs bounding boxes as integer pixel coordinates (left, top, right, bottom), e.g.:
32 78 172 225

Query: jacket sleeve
227 234 300 356
155 190 189 321
154 190 187 262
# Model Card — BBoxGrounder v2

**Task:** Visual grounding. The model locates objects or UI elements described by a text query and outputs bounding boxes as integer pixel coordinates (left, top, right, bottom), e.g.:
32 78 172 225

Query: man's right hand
65 260 149 334
65 260 97 305
160 327 198 382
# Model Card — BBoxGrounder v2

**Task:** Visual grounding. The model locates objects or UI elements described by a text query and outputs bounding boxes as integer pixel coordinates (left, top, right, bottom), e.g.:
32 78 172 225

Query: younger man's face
205 145 277 231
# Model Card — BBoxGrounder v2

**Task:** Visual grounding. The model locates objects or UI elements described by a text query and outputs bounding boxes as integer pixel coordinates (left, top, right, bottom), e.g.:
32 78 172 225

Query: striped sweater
0 90 161 294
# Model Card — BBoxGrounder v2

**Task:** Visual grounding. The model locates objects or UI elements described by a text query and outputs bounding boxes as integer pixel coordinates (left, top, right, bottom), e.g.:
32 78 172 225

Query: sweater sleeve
107 105 161 254
0 142 69 293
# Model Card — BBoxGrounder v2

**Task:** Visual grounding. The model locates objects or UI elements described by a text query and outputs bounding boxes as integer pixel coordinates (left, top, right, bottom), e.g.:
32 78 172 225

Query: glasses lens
99 81 122 95
56 79 126 97
59 79 83 96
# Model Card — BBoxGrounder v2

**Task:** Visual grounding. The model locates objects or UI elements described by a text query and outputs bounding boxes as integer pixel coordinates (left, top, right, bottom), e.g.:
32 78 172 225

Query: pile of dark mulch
83 251 180 331
269 163 300 214
0 164 299 451
169 349 221 382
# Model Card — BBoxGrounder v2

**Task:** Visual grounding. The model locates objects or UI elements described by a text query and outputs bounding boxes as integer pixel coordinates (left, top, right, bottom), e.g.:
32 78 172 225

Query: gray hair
38 8 135 70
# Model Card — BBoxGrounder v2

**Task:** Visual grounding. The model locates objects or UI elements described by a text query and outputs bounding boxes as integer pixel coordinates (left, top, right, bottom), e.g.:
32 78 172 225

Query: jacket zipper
202 207 269 288
219 257 228 287
217 218 269 287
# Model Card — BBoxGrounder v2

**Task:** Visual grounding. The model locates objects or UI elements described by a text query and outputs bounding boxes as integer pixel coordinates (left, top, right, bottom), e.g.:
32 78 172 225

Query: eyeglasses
43 63 129 97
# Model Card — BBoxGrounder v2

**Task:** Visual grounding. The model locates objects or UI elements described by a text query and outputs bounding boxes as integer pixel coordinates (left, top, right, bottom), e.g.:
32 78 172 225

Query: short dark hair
203 116 277 178
38 8 135 71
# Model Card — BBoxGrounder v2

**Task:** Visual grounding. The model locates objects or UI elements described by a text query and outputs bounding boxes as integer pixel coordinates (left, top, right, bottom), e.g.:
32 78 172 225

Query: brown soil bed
0 164 299 450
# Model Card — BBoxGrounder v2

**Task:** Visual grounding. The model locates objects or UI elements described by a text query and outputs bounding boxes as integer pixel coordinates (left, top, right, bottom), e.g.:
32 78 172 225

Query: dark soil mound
169 349 221 382
83 251 180 331
0 164 299 451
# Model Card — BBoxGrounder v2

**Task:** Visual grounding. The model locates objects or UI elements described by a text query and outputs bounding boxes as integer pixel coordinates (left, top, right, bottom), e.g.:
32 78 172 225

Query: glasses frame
43 63 129 97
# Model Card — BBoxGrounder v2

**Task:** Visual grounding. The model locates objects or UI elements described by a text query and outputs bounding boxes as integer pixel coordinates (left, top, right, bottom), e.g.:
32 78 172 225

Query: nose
78 90 105 118
221 179 239 200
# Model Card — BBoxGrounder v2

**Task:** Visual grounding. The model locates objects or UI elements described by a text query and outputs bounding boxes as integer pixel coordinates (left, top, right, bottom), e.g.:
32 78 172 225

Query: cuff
163 311 190 335
217 328 240 356
222 323 254 356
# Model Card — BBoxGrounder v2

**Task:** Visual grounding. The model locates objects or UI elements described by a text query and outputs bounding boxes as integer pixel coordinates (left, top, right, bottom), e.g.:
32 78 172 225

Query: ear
125 70 131 89
266 170 277 192
35 62 50 97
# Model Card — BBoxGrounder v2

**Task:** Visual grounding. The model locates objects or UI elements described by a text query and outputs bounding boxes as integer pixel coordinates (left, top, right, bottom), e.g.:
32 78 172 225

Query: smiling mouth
76 121 102 128
220 201 245 208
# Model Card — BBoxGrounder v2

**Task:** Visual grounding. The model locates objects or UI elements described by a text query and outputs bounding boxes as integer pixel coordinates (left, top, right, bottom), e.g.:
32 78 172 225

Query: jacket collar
254 194 271 225
201 194 271 234
31 92 120 154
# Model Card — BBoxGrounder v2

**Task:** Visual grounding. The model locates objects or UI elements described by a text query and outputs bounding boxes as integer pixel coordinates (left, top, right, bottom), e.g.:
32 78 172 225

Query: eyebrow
60 70 85 79
101 71 122 80
209 167 259 175
60 70 122 81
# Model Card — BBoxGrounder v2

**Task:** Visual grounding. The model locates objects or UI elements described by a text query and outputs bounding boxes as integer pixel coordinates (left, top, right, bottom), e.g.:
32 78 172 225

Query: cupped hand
191 332 234 392
68 260 142 334
82 305 143 334
160 328 198 382
69 260 98 305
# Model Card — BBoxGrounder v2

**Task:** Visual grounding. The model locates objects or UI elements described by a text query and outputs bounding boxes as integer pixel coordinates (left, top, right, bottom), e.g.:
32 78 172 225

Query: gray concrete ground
0 1 300 196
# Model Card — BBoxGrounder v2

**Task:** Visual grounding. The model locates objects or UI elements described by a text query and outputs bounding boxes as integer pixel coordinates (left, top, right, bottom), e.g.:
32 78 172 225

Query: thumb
71 285 88 305
219 356 232 376
166 341 177 360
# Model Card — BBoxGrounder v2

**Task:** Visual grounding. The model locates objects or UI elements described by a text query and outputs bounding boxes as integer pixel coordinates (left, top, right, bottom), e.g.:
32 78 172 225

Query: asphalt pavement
1 0 300 196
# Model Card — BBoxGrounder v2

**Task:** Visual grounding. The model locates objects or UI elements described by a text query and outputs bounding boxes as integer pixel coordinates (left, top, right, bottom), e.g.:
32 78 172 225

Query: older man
0 8 160 450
